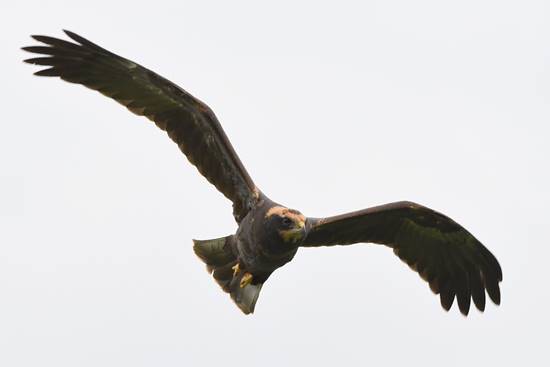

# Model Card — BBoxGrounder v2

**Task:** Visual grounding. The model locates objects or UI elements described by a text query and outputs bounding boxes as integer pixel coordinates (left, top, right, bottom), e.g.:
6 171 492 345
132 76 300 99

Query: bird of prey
23 30 502 316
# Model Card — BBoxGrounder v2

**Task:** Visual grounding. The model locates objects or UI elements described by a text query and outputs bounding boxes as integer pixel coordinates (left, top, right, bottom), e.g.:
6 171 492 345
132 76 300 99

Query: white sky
2 1 549 366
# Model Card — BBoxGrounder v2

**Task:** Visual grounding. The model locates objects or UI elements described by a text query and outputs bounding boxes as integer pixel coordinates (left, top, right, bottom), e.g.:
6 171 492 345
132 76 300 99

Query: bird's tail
193 235 263 314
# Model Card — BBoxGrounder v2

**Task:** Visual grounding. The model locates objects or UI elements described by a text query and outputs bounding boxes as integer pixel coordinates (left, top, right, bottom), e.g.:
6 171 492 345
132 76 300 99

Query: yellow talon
232 263 240 276
240 272 253 288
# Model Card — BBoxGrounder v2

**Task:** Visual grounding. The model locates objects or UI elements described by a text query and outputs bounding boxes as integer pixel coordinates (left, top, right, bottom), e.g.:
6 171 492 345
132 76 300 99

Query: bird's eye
281 217 292 226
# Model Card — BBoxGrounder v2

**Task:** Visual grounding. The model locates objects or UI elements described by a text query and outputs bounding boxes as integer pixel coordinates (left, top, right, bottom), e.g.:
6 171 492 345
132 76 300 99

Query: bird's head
265 206 307 246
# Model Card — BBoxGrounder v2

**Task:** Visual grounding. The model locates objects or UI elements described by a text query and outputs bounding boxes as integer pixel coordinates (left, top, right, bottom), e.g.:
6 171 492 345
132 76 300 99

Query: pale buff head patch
266 206 305 224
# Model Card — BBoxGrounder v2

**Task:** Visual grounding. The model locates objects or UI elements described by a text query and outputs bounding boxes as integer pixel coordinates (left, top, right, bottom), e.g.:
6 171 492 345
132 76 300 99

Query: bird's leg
232 263 240 277
232 262 253 287
240 272 253 288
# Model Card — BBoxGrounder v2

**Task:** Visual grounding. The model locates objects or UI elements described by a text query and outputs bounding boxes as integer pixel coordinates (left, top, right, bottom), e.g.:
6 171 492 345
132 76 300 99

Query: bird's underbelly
235 237 296 276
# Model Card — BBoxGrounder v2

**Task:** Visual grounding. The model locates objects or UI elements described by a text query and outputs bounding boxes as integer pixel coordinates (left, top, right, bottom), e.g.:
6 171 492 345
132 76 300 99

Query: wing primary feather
455 271 471 316
470 268 486 312
485 276 501 305
33 68 61 77
439 282 455 311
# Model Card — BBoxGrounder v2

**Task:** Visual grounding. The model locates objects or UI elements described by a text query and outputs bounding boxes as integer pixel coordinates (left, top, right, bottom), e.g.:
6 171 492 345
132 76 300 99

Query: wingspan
302 201 502 315
23 30 258 222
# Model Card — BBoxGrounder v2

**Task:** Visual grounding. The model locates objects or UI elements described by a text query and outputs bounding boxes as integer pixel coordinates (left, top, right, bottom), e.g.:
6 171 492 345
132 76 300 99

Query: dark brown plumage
24 31 502 315
303 201 501 314
23 31 257 222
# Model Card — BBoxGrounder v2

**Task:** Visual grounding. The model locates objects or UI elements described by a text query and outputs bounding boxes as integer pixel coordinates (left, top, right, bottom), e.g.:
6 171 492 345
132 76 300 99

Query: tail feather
193 236 235 273
212 261 236 292
229 278 263 314
193 235 263 314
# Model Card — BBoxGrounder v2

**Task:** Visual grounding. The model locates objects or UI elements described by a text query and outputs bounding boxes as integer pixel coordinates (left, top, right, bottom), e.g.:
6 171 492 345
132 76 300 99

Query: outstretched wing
23 30 258 222
302 201 502 315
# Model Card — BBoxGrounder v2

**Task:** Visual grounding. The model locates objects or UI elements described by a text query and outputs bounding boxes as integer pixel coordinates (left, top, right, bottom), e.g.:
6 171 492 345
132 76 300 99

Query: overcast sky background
1 1 549 366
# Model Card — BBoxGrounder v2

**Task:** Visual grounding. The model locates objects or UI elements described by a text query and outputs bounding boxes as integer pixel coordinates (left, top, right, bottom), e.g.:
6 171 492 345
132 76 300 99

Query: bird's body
24 31 502 315
234 199 302 280
193 195 306 312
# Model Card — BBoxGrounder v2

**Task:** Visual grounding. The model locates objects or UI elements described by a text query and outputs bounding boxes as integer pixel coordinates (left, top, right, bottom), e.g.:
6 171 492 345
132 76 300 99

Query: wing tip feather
63 29 80 42
33 68 59 77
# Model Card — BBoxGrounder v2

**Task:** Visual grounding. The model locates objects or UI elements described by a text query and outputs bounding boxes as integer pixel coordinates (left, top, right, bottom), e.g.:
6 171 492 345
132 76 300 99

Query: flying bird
23 30 502 316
